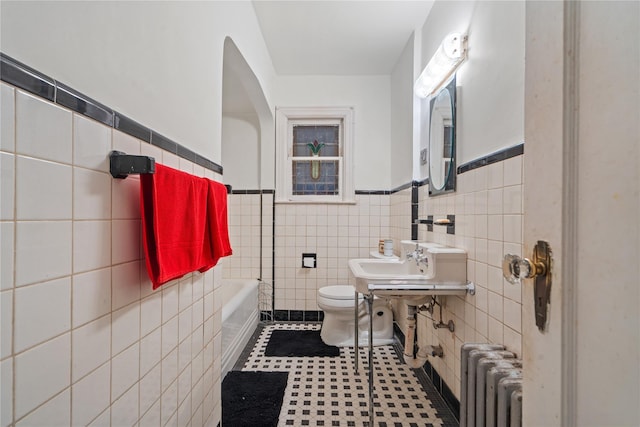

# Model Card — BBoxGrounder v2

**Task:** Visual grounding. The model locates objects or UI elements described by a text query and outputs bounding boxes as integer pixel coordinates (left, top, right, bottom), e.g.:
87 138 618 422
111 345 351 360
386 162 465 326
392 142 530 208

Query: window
276 107 354 203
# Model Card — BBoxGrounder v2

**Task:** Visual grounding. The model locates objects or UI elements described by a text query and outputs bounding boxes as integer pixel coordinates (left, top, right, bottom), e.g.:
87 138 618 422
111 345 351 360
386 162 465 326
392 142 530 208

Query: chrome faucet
406 244 428 268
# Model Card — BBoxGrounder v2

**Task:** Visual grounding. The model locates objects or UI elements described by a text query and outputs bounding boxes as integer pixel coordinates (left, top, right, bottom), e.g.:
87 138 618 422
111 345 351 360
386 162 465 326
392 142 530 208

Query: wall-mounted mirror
428 76 456 196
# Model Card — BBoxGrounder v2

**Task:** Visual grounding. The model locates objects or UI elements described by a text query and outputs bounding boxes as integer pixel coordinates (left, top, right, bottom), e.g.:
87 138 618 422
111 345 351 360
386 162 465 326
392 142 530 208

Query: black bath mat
222 371 288 427
264 329 340 357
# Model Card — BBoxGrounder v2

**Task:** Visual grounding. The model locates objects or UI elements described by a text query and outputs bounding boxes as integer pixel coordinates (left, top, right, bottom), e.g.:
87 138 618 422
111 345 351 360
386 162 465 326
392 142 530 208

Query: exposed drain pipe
404 305 443 369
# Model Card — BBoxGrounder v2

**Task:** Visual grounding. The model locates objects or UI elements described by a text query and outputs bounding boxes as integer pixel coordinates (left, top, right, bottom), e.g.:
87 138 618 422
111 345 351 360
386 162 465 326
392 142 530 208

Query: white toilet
317 285 394 347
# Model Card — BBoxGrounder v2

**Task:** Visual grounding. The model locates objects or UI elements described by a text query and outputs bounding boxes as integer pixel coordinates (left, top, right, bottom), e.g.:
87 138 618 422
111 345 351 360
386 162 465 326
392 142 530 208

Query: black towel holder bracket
109 150 156 179
109 151 232 194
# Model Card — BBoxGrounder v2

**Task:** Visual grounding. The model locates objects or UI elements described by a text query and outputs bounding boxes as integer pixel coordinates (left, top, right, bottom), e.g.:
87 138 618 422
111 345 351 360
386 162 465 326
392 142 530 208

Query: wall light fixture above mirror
414 33 467 99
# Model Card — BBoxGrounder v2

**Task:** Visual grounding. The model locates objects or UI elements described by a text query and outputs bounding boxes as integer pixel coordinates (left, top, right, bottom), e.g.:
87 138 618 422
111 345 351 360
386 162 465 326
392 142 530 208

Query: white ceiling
252 1 434 75
223 1 434 114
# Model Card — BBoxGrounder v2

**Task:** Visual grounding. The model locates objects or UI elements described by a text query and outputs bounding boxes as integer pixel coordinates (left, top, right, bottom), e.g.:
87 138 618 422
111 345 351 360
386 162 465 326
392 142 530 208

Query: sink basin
348 246 474 302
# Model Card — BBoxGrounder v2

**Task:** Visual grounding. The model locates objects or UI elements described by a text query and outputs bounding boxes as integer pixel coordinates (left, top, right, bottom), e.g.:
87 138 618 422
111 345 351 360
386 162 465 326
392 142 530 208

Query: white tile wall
72 268 112 327
72 315 111 382
15 91 72 164
1 84 15 152
72 363 111 426
73 220 111 273
14 277 71 352
0 223 14 289
14 333 71 418
73 114 111 171
0 358 12 426
16 388 71 427
111 342 140 401
73 167 112 219
141 292 162 338
16 155 72 220
88 407 110 427
0 82 222 427
111 383 138 427
0 291 11 358
140 396 161 426
272 195 391 311
140 327 162 376
224 194 262 280
140 363 162 418
0 153 15 220
15 221 72 286
409 157 524 400
390 187 413 250
112 260 142 310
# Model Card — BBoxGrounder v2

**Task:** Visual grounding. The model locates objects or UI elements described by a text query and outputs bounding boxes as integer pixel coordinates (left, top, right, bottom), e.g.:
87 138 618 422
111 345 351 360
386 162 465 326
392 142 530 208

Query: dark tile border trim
228 189 275 195
270 192 276 317
230 189 266 195
457 143 524 174
0 52 55 102
233 189 392 196
413 178 429 188
411 182 419 240
355 189 391 195
393 323 460 421
1 52 223 175
390 181 412 193
114 112 151 143
150 131 177 154
273 310 324 322
56 82 114 126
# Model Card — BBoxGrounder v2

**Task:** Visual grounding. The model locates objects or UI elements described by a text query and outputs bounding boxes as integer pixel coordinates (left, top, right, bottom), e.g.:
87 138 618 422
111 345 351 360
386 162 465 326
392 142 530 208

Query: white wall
0 1 277 163
390 36 415 189
573 3 639 422
273 75 391 190
221 114 260 189
420 0 524 165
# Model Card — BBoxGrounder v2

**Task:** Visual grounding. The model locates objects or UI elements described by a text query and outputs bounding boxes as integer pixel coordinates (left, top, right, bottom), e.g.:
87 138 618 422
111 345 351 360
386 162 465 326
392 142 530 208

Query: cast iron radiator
460 343 523 427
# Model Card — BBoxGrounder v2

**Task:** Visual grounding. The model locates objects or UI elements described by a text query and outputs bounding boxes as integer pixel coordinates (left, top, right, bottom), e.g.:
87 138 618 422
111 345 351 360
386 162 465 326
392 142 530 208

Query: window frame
275 107 354 204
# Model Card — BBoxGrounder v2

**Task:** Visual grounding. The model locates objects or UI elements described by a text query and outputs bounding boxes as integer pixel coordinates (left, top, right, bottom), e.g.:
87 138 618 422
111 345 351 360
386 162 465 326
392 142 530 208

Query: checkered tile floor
233 323 459 427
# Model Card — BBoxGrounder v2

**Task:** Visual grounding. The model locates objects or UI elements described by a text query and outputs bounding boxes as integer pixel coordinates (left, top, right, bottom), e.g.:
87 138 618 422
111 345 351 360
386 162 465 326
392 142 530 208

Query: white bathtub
221 279 259 378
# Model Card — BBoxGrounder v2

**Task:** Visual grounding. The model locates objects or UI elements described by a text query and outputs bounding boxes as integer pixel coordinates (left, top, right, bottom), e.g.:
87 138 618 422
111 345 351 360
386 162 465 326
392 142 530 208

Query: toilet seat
319 285 362 300
318 285 362 310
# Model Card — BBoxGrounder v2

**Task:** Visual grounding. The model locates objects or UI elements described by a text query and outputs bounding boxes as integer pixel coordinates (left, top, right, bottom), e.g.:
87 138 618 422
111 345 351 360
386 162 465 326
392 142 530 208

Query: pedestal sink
348 246 475 302
349 244 475 426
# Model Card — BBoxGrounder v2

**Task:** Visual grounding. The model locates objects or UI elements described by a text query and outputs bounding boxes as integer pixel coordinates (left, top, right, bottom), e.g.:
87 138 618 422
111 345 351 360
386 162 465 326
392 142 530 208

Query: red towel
141 164 210 289
201 179 233 270
141 164 233 289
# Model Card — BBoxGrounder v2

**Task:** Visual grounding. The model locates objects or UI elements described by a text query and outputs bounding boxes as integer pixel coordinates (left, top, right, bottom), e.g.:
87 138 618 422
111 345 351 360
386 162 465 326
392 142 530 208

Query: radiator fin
460 343 523 427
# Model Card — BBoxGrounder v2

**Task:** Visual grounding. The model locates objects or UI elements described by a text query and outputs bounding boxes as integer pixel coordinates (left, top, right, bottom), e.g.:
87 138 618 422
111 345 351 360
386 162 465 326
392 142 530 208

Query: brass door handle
502 241 553 332
502 255 547 284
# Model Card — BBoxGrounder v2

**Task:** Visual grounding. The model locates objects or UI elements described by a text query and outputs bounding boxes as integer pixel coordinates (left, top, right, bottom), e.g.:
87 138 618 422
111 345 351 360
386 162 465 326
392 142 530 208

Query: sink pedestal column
365 293 374 426
354 290 359 373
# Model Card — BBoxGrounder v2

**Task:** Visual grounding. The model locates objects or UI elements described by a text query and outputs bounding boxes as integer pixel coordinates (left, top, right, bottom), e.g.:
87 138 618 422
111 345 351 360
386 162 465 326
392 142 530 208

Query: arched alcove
221 37 274 190
220 37 274 320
